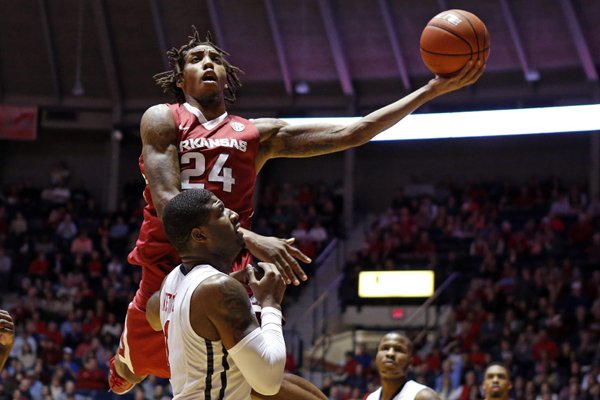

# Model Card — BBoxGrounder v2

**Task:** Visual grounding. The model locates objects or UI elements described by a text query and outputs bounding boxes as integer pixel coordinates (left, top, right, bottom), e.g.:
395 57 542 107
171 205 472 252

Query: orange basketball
419 9 490 77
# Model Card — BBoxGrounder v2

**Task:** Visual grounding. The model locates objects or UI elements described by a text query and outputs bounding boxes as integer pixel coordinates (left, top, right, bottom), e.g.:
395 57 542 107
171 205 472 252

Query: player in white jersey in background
365 332 440 400
482 362 512 400
146 188 288 399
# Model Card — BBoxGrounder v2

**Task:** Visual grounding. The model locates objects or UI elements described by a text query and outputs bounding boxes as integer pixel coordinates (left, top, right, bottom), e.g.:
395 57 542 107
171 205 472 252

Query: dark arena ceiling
1 0 599 129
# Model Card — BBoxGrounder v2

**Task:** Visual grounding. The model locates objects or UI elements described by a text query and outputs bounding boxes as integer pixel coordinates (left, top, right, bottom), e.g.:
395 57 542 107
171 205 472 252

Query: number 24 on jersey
180 153 235 192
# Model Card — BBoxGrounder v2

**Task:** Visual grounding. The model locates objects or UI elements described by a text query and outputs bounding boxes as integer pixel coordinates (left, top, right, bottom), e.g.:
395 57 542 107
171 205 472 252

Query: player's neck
184 94 226 121
380 378 406 400
181 255 231 274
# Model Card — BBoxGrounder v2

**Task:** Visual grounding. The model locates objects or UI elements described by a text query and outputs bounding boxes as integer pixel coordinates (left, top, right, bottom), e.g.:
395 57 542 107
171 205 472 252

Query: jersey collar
183 102 228 130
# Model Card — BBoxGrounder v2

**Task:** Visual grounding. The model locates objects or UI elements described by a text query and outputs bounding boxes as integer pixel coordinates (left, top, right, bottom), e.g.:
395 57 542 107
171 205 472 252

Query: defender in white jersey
146 189 288 399
365 332 439 400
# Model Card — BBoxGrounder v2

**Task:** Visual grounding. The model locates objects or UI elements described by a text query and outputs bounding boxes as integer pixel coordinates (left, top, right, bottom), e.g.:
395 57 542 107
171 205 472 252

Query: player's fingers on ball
461 60 474 73
463 62 480 81
469 64 484 83
0 310 11 320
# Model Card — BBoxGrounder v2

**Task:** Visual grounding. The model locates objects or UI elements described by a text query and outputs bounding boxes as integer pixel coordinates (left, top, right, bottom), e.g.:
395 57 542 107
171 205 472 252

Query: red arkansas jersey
128 103 259 277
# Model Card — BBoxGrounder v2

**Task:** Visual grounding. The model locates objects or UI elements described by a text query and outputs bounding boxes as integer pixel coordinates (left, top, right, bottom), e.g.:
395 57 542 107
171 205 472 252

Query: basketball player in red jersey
109 27 484 396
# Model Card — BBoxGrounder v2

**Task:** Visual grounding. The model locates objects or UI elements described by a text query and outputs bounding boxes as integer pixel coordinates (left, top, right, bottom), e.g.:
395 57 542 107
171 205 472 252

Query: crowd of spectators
330 178 600 399
253 181 343 303
2 164 599 400
0 162 341 400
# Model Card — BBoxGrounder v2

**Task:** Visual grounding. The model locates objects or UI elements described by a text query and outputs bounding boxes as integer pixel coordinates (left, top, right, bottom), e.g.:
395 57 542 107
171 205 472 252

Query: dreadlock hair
153 26 243 104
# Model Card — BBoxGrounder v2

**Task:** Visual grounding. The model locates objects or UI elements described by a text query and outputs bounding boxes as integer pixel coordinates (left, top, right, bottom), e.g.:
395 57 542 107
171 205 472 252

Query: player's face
483 365 512 399
205 195 245 260
375 333 412 380
178 45 228 99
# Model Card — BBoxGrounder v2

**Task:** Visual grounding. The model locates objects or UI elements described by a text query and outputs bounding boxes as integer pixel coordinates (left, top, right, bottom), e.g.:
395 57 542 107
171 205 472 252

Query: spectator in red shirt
86 251 103 279
28 252 49 276
468 343 487 368
568 213 594 246
39 336 62 365
75 356 107 394
342 351 359 377
449 370 478 400
425 348 442 373
44 321 63 347
81 310 102 336
532 329 558 361
414 231 436 257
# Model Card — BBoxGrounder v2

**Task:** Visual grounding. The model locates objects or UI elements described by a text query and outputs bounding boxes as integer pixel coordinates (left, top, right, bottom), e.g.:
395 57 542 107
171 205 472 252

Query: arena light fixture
281 103 600 140
358 270 434 298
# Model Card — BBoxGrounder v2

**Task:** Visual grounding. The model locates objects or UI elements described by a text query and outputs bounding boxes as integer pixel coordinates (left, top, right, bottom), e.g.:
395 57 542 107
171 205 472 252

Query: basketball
419 9 490 77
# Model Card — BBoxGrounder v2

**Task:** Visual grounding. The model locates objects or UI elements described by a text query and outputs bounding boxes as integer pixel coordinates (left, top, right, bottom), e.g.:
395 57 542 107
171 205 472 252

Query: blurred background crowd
0 164 598 400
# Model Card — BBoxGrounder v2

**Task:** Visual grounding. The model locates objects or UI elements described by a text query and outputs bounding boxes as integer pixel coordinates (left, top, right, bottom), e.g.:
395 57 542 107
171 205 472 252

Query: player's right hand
0 310 14 348
428 59 485 96
247 262 286 308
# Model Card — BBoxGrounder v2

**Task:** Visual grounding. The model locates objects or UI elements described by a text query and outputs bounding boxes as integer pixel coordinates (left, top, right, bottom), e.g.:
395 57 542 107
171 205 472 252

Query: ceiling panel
0 0 596 125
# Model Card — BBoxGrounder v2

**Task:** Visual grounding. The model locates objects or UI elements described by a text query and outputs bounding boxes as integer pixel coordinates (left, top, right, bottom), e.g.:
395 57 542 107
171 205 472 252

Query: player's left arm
415 388 441 400
254 61 484 169
145 291 162 331
145 279 167 331
0 310 15 370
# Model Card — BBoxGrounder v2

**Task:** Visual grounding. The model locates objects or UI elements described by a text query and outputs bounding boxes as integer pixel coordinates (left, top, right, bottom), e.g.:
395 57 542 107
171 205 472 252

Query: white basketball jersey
160 264 251 400
365 380 430 400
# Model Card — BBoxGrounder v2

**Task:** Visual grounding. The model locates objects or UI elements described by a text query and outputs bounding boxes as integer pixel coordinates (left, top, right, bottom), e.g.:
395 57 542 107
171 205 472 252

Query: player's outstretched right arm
140 104 181 219
192 264 287 396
